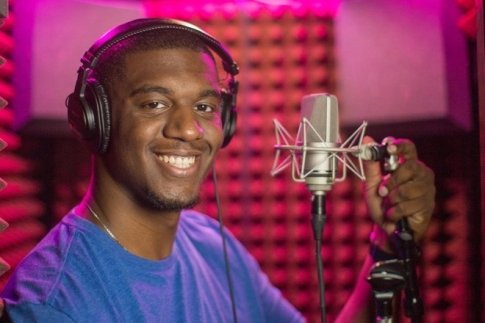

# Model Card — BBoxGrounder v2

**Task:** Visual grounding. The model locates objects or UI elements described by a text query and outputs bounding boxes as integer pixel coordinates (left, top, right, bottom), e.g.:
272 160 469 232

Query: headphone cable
212 167 238 323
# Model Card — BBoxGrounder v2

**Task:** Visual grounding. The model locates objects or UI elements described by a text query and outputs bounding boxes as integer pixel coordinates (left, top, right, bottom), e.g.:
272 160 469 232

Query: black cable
212 168 238 323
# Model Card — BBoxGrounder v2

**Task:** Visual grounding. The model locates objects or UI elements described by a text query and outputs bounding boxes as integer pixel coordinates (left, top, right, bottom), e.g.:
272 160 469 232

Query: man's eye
194 104 216 113
143 101 168 110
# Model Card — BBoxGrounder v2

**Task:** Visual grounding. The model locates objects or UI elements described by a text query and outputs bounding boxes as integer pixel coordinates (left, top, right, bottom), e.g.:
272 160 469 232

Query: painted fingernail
378 186 389 197
0 97 7 109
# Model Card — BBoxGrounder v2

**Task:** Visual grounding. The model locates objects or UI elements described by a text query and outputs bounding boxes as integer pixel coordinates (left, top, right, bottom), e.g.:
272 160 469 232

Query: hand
363 136 435 250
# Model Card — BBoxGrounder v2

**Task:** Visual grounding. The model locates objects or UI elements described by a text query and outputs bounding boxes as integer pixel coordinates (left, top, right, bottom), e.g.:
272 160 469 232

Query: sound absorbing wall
0 1 46 288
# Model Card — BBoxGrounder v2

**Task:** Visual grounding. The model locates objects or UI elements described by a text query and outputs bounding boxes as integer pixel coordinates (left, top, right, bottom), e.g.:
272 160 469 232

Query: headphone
66 18 239 154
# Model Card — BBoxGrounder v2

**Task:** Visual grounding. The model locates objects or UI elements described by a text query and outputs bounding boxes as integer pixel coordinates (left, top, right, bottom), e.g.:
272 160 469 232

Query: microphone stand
270 97 424 322
392 220 424 323
311 192 327 323
380 140 424 323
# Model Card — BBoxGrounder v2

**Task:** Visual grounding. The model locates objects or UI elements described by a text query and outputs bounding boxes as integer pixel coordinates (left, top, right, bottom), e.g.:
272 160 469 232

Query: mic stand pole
382 139 423 322
393 220 424 323
311 192 327 323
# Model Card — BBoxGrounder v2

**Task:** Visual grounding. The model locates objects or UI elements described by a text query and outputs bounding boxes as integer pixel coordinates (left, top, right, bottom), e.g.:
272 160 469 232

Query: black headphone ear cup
66 77 111 154
66 92 91 141
85 79 111 154
221 92 237 148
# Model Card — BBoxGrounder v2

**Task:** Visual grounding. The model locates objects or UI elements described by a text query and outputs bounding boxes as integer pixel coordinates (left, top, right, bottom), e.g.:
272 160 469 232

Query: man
0 18 435 322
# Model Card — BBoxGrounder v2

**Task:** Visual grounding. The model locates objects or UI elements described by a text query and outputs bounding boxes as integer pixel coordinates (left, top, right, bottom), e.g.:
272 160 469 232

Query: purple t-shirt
1 209 304 322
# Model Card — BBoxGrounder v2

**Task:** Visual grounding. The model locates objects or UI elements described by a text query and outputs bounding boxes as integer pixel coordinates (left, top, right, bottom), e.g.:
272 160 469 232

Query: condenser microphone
272 93 400 323
272 93 393 190
300 93 339 194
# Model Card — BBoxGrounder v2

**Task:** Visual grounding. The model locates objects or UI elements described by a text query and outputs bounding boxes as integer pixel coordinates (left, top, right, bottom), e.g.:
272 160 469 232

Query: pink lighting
143 0 341 18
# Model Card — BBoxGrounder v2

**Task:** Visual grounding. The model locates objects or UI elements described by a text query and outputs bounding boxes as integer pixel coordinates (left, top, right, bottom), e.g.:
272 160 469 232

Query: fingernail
384 222 396 235
378 186 389 197
0 97 7 109
413 214 424 223
0 55 5 66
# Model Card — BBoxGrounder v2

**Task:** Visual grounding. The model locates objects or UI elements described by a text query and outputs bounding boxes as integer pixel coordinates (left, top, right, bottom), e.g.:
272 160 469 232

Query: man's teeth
160 155 196 169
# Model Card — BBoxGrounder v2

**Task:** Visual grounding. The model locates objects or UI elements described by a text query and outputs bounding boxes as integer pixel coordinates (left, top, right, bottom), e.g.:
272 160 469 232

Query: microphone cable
212 167 238 323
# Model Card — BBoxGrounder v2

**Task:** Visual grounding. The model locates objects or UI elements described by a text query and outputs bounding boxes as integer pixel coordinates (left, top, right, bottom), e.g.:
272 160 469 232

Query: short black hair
94 29 217 92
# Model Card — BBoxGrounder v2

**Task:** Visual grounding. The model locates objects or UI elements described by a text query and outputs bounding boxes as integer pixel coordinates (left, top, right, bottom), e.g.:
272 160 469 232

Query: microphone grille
301 93 339 143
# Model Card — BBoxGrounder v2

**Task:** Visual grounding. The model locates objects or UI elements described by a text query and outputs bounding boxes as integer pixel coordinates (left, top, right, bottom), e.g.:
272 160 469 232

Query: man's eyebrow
129 86 172 97
129 86 222 99
199 89 222 99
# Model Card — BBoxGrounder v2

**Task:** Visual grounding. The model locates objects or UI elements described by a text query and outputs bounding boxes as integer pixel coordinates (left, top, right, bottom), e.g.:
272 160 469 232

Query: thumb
362 136 384 223
362 136 382 192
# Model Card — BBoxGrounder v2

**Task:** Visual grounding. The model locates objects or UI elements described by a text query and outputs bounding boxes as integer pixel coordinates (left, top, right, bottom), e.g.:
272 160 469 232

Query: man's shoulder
179 209 237 242
1 212 103 302
180 209 219 229
12 214 80 270
179 209 251 262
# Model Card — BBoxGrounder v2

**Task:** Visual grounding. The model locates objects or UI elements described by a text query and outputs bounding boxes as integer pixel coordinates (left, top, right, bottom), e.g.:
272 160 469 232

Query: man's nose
163 106 204 142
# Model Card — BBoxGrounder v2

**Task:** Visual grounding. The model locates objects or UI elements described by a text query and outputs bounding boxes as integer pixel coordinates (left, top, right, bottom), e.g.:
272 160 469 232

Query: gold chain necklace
87 204 121 245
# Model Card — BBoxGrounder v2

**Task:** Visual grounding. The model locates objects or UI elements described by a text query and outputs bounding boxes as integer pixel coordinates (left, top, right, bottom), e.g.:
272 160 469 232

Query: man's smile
158 155 196 169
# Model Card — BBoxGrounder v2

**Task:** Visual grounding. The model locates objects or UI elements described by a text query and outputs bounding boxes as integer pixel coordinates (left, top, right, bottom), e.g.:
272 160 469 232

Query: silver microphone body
301 93 339 194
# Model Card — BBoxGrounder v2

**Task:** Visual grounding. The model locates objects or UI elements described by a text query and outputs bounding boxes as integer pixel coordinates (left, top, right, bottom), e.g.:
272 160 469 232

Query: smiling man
88 45 226 260
0 18 435 322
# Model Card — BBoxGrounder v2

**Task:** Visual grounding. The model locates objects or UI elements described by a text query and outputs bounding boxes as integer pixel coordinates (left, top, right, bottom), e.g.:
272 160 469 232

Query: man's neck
78 192 181 261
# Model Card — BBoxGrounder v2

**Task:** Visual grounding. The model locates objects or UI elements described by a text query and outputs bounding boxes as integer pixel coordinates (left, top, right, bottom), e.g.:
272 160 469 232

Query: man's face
101 47 224 211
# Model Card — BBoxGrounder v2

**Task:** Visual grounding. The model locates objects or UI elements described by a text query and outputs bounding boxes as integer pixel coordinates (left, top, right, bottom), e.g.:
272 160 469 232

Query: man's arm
336 137 435 322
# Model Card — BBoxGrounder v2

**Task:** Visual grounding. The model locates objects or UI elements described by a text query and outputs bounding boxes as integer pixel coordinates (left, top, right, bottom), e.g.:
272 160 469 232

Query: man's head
66 19 239 212
67 18 238 154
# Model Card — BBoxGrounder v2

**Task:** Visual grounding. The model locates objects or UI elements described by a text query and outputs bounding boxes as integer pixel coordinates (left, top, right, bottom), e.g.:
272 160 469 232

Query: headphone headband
82 18 239 76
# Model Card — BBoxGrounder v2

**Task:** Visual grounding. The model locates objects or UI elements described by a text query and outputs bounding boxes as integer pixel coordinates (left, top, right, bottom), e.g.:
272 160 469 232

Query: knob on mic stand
367 259 406 323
